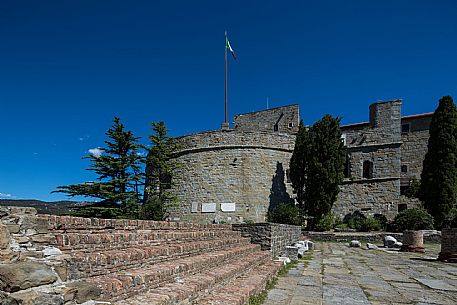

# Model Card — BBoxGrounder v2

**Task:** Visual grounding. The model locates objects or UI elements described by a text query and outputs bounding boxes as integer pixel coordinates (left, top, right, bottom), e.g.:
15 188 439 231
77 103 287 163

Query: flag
225 33 237 60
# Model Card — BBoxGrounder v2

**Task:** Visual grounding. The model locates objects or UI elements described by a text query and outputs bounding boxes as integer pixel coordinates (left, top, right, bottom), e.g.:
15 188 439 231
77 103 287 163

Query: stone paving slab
263 242 457 305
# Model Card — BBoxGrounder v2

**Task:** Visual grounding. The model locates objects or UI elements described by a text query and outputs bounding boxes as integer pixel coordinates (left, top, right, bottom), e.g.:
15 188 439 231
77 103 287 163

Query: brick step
88 243 263 300
46 215 231 232
67 237 252 279
115 250 274 305
195 261 282 305
56 230 242 251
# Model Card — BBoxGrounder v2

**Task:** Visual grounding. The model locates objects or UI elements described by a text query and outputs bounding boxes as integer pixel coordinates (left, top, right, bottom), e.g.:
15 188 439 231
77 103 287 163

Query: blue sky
1 0 456 201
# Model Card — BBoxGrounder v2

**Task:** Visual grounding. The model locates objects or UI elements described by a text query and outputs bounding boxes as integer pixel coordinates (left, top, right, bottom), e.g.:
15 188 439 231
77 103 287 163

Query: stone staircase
47 215 282 304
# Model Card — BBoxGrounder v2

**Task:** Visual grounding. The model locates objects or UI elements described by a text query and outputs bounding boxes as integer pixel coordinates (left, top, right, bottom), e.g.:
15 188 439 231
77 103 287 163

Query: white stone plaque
221 202 236 212
191 202 199 213
201 203 216 213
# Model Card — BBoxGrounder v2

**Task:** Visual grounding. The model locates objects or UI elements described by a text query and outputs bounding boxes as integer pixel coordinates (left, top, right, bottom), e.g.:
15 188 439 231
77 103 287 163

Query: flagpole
224 31 228 127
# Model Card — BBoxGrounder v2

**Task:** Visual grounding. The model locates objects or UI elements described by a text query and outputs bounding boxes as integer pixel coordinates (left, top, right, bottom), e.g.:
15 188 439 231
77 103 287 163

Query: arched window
363 160 373 179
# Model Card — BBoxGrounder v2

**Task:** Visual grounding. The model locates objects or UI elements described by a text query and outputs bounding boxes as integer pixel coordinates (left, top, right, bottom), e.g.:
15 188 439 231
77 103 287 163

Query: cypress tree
143 122 180 220
289 115 345 229
420 96 457 227
289 120 308 210
305 115 345 227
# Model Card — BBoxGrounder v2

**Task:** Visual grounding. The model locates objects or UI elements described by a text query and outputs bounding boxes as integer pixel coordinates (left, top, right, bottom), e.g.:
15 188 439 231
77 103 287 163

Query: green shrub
343 210 366 230
393 208 434 231
314 213 334 231
267 203 302 226
404 179 421 198
358 217 381 232
373 213 388 230
442 208 457 228
333 215 343 229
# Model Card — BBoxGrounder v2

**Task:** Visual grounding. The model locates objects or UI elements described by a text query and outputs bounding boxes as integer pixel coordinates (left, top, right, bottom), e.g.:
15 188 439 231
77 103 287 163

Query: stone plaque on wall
201 203 216 213
191 202 199 213
221 202 236 212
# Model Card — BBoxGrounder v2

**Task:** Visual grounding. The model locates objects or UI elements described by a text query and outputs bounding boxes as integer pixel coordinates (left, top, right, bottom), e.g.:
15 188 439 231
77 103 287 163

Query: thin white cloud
88 148 104 158
0 193 16 199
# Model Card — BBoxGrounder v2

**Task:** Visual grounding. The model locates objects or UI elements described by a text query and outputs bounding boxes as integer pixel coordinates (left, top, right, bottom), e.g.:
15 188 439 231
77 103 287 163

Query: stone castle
167 100 432 223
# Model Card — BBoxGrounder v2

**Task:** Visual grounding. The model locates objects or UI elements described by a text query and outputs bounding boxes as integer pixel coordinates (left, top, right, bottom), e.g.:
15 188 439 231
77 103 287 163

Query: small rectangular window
401 165 408 173
401 123 410 133
286 169 291 183
273 124 279 132
398 204 407 212
288 122 293 128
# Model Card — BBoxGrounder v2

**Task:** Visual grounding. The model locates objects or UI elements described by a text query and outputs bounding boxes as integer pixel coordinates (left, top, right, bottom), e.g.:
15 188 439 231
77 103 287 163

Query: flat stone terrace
264 242 457 305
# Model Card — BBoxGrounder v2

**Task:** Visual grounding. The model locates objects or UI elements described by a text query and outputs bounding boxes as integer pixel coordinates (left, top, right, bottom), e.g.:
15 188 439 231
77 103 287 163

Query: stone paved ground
264 242 457 305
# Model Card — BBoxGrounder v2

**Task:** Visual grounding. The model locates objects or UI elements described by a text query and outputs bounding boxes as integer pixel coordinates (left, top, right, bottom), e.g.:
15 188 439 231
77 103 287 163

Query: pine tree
420 96 457 227
54 117 144 217
290 115 345 229
289 120 308 210
142 122 180 220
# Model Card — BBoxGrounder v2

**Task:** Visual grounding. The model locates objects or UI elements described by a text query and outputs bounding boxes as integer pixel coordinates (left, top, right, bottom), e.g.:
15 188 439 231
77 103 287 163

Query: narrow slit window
363 160 373 179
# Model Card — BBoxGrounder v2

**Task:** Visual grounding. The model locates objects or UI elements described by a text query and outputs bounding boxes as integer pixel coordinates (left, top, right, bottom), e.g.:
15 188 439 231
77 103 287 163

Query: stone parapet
232 223 301 257
439 228 457 263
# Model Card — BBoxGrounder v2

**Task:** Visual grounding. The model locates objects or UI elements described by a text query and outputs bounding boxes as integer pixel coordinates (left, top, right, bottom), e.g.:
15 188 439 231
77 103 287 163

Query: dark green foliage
143 122 180 220
373 213 388 231
289 116 345 229
140 195 166 221
442 208 457 228
404 179 421 198
420 96 457 227
357 217 381 232
341 211 381 231
289 121 308 210
54 117 144 218
314 213 334 231
267 203 302 226
393 208 434 231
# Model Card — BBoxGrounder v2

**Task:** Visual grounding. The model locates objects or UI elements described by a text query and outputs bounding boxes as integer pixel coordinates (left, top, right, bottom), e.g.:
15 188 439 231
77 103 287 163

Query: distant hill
0 199 92 215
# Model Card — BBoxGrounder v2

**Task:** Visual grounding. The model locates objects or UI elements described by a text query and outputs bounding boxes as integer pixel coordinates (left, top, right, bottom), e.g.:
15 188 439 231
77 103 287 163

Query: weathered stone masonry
167 101 432 223
168 105 299 224
0 206 289 304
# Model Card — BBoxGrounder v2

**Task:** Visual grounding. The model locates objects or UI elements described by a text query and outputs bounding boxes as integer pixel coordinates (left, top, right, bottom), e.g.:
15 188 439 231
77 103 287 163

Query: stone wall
169 130 296 223
334 179 400 219
439 228 457 262
304 231 441 243
232 223 302 257
400 115 432 181
336 100 403 218
233 105 300 134
163 101 432 224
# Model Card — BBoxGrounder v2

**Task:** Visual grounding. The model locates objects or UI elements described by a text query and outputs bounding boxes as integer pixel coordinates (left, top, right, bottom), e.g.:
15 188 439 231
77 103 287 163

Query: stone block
0 262 58 292
6 224 20 234
0 250 19 262
31 234 56 244
10 291 63 305
191 202 199 213
67 281 102 303
0 223 10 249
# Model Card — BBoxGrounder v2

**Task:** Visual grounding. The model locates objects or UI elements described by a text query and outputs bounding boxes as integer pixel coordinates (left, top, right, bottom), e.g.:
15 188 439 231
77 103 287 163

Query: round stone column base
400 245 425 253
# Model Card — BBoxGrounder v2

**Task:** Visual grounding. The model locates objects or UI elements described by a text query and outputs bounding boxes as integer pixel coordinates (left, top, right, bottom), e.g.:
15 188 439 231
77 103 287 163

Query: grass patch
247 251 315 305
246 277 278 305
